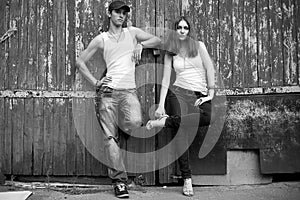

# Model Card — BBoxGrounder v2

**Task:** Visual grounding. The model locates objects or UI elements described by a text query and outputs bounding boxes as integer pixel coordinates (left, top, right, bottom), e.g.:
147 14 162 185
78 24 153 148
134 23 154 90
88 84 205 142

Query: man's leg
119 89 143 133
95 92 128 184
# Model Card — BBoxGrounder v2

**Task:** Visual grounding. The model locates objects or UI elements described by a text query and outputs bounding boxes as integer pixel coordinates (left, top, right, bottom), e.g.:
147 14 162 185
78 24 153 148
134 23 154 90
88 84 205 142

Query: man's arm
129 26 161 63
75 35 104 86
132 26 161 48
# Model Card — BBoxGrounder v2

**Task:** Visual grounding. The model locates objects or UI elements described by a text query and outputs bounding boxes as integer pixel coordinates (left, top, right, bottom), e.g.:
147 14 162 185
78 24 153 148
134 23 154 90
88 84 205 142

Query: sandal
183 178 194 196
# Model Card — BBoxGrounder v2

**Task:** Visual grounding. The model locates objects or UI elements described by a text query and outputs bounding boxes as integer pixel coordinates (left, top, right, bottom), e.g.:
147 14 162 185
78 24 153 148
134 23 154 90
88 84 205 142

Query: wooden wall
0 0 299 185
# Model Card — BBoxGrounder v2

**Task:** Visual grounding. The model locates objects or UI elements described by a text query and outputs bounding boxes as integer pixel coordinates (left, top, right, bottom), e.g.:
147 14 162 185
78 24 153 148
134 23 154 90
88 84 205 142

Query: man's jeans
95 86 142 183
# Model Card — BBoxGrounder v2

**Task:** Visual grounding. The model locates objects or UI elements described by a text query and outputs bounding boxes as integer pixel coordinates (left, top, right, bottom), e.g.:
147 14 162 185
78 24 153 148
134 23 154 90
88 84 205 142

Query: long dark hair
165 16 199 58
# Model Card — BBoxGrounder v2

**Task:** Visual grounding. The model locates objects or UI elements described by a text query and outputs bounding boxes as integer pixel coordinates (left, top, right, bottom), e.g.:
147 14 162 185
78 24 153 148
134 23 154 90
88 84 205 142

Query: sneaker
114 183 129 198
183 178 194 196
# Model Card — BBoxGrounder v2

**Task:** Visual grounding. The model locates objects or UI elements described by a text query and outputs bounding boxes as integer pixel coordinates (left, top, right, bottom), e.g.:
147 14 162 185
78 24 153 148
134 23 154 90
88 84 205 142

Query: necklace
108 29 123 43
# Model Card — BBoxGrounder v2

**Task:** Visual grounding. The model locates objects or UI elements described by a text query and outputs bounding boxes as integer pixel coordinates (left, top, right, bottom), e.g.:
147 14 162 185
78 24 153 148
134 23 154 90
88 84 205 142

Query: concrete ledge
193 150 272 185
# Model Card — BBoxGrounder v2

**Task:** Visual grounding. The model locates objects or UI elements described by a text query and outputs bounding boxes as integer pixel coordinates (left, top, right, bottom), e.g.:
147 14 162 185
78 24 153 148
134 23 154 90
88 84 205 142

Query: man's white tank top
102 28 136 89
173 42 208 94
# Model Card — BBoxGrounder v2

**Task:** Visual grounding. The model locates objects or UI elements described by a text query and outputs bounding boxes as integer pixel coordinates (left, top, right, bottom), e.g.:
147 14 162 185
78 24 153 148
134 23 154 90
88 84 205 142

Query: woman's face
176 20 190 41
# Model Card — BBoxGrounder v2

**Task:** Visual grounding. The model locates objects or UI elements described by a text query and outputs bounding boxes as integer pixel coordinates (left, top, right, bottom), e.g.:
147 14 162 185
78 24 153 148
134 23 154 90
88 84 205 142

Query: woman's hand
194 96 212 107
155 105 166 118
132 43 143 64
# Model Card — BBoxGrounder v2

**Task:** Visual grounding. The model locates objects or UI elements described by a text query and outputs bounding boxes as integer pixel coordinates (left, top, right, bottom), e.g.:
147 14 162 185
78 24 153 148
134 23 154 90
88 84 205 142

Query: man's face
176 20 190 41
110 8 127 27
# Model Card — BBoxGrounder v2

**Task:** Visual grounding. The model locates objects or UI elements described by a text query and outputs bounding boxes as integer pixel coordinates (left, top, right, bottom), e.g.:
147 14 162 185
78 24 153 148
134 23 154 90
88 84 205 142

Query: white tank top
173 44 207 94
102 28 136 89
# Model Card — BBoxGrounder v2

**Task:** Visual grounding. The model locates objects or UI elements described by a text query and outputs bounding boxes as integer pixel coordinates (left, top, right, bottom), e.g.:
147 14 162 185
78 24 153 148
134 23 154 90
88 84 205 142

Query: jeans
95 86 142 183
165 85 212 179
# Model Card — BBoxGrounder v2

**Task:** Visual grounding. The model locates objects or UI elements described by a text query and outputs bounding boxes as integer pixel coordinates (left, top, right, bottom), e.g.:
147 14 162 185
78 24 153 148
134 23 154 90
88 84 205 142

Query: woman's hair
165 16 199 58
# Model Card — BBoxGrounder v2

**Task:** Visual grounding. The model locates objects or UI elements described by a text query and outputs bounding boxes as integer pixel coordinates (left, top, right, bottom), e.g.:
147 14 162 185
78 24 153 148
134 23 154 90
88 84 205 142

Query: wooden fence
0 0 299 185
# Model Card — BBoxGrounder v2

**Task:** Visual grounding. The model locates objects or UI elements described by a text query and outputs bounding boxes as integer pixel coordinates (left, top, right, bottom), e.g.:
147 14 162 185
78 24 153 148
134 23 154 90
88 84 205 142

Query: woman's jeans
165 86 212 179
95 86 142 184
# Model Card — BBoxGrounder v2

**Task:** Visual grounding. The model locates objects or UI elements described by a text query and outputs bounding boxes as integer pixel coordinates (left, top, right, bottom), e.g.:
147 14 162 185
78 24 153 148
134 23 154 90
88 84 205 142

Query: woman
146 16 215 197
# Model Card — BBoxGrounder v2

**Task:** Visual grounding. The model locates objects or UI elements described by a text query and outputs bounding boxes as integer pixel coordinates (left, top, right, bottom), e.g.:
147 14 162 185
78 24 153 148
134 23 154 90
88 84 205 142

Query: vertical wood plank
282 0 298 85
12 99 24 174
66 0 76 91
37 0 48 90
0 0 8 90
28 0 38 89
296 0 300 84
47 0 55 90
75 98 86 176
3 98 12 174
270 0 283 86
18 0 29 89
56 0 66 90
43 99 54 175
8 0 20 89
219 0 233 88
23 98 34 174
33 98 44 175
53 98 67 175
66 99 76 175
258 0 272 87
0 98 4 172
232 0 244 88
244 0 258 87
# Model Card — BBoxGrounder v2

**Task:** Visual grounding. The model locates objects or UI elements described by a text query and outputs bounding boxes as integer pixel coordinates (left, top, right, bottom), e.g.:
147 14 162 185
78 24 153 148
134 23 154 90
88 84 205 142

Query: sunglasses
176 26 189 30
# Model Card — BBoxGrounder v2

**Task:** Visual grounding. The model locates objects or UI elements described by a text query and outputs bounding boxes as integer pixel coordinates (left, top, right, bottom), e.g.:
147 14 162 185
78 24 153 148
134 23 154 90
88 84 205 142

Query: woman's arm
155 54 172 117
199 42 215 99
194 42 215 106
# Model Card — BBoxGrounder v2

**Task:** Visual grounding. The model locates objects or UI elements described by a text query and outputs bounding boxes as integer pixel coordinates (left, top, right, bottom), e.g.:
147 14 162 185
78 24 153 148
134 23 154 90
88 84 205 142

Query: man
76 1 161 198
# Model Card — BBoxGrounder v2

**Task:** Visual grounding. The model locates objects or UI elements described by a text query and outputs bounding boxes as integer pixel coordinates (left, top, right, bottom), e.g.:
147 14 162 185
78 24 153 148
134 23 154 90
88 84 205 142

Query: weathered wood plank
33 98 44 175
66 0 76 91
0 0 8 90
18 0 29 89
75 98 86 176
26 0 38 89
0 98 4 172
66 99 76 175
12 99 24 174
53 99 67 175
37 0 48 90
8 0 20 89
23 98 34 174
3 98 12 174
270 0 284 86
296 0 300 84
56 0 66 90
219 0 233 88
244 0 258 87
231 0 244 88
282 0 298 85
47 0 55 90
43 99 54 175
257 0 272 87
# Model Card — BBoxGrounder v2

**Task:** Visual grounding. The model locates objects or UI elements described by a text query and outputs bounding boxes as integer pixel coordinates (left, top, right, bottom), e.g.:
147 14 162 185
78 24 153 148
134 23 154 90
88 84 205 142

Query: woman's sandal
183 178 194 197
146 115 169 130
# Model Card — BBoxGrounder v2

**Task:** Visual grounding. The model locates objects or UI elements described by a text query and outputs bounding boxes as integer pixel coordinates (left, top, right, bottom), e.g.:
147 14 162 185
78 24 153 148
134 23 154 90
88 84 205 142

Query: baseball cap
108 1 130 12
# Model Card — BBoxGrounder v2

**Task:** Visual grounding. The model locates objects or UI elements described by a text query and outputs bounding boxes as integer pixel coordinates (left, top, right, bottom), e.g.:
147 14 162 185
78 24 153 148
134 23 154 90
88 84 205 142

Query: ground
1 181 300 200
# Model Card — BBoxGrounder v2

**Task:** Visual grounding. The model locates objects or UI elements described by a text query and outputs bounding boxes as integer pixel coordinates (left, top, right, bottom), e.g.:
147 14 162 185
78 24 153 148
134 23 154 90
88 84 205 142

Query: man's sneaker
114 183 129 198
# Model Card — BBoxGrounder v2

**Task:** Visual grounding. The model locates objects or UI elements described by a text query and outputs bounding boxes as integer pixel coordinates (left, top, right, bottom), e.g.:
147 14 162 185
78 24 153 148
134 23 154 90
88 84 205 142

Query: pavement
1 181 300 200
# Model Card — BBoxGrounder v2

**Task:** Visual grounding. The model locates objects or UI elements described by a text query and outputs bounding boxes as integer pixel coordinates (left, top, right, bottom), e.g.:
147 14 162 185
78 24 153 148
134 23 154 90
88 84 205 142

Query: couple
76 1 215 198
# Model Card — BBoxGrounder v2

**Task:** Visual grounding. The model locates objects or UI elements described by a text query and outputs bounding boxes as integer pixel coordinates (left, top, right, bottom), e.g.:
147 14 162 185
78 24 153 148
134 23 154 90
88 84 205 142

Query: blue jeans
165 85 212 179
95 86 142 183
